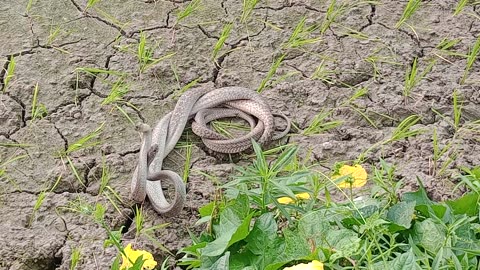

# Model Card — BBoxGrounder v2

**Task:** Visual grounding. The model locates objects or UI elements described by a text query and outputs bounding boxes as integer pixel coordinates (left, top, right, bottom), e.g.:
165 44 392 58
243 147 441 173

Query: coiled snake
130 86 290 215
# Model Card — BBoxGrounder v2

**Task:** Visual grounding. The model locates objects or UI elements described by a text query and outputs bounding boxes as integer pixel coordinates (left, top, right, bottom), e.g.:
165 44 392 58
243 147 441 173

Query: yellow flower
283 260 324 270
277 192 311 204
295 192 311 200
332 164 367 188
120 243 157 270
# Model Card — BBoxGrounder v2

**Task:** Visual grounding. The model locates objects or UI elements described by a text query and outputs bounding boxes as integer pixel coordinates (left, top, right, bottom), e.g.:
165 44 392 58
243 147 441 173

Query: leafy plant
454 166 480 193
178 147 480 269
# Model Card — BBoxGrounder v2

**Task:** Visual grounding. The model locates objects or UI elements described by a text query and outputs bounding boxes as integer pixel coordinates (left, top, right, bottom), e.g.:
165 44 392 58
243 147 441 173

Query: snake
130 86 291 216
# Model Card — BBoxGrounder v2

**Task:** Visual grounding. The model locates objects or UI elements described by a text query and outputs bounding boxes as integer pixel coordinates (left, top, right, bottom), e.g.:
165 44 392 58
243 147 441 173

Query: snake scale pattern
130 86 290 215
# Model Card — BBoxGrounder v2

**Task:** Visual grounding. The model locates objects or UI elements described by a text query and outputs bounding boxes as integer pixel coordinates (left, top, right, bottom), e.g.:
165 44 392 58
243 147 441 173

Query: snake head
135 122 151 133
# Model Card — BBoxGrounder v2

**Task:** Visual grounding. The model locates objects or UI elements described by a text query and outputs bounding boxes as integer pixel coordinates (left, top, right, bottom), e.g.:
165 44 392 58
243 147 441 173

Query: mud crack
68 0 128 37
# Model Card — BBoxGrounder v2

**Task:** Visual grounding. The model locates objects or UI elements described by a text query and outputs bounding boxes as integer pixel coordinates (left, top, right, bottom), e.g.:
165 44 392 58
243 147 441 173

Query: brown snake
130 86 290 215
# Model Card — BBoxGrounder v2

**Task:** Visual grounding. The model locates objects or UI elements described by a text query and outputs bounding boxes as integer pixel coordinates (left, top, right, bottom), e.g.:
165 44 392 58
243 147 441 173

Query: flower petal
277 196 295 204
283 260 324 270
295 192 311 200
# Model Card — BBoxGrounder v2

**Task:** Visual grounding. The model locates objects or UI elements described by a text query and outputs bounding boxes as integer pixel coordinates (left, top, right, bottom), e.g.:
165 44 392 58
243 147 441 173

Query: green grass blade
257 54 285 93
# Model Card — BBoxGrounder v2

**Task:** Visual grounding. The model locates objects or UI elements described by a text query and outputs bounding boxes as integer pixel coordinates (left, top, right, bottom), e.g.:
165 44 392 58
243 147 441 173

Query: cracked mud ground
0 0 479 269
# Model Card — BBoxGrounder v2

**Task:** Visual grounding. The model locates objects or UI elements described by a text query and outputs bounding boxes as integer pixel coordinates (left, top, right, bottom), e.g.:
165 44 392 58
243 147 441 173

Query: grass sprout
173 78 201 99
388 115 424 142
0 154 28 192
137 32 176 73
182 143 193 183
461 36 480 84
358 115 424 162
69 247 81 270
26 0 35 14
302 110 343 135
212 23 233 60
98 158 111 195
176 0 202 25
310 59 336 84
28 175 62 227
101 80 129 106
403 57 435 100
211 120 250 139
85 0 102 11
47 24 61 45
454 0 468 15
2 56 16 92
101 79 138 125
431 128 455 177
31 83 48 121
240 0 260 23
364 49 402 80
63 123 104 156
395 0 421 28
257 54 285 93
321 0 348 34
453 89 463 130
283 17 321 50
134 205 144 238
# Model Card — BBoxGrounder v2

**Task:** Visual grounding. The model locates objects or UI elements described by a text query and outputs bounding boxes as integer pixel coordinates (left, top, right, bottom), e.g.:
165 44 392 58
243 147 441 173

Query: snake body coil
130 86 290 215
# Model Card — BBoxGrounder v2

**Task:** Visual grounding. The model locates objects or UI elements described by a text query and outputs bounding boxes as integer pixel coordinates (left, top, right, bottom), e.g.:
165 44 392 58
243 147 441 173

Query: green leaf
446 192 479 217
103 229 122 248
387 201 416 231
131 255 145 270
296 211 360 264
264 230 312 270
229 211 255 245
342 205 381 228
411 218 446 253
198 252 230 270
199 201 215 217
201 195 253 257
298 210 332 244
402 179 432 206
110 255 120 270
270 146 298 174
229 250 256 270
246 213 278 254
390 248 417 270
245 213 279 268
325 229 361 262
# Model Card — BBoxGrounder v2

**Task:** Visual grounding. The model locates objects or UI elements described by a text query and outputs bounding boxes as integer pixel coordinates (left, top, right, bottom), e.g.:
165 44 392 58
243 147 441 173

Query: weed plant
178 142 480 269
